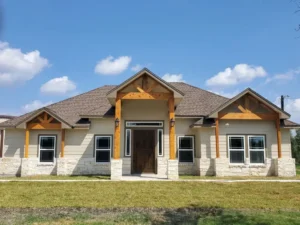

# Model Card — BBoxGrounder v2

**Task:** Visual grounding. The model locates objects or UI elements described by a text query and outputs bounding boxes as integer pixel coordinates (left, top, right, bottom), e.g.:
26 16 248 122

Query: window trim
177 135 194 163
94 135 112 163
126 121 163 128
38 135 56 164
157 129 164 157
228 135 246 165
248 135 265 165
125 129 131 157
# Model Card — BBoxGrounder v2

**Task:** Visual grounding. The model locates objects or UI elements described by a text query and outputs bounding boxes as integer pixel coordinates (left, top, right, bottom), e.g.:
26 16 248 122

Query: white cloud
206 64 267 87
0 41 49 85
94 56 131 75
22 100 53 113
131 64 143 72
209 90 240 98
285 98 300 123
162 73 185 82
40 76 76 95
265 69 300 83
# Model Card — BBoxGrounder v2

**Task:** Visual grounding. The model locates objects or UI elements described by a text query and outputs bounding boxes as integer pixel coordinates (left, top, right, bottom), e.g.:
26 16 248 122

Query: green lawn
0 182 300 224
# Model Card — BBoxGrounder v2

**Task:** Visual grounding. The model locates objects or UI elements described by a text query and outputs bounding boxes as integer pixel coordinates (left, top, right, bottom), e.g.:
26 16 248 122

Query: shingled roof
0 82 228 128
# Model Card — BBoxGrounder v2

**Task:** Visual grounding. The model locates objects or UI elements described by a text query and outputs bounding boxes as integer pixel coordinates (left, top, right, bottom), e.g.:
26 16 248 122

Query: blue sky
0 0 300 122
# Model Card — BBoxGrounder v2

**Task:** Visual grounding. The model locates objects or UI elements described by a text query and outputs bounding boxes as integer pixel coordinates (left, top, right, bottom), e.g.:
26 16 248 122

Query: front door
132 130 155 173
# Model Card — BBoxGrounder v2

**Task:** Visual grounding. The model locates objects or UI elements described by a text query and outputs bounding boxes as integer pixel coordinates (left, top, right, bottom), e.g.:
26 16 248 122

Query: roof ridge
170 82 229 100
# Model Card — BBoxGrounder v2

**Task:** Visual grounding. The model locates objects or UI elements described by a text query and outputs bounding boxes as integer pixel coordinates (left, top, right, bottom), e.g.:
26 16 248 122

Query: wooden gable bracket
27 112 62 130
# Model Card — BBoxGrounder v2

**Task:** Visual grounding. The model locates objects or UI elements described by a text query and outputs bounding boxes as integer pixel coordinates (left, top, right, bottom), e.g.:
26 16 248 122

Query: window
95 136 112 163
248 136 265 164
178 136 194 163
228 136 245 164
157 129 163 156
125 129 131 156
126 121 163 127
39 136 56 163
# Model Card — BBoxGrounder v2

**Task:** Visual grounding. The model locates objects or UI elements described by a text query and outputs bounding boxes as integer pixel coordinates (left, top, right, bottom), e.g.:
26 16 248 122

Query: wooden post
114 96 121 159
25 128 29 158
276 115 282 158
168 97 175 160
61 129 65 158
0 130 3 158
215 118 220 158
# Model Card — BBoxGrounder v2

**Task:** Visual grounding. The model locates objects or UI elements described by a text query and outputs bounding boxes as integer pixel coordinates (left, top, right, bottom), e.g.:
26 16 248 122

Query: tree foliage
291 129 300 164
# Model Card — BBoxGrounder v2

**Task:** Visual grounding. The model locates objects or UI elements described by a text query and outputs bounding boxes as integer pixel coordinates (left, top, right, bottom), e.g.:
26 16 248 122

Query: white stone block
167 159 179 180
111 159 122 180
276 158 296 177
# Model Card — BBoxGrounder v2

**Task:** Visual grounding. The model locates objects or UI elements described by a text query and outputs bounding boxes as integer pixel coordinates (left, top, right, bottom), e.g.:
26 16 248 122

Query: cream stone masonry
111 159 122 180
0 158 21 176
167 159 179 179
276 158 296 177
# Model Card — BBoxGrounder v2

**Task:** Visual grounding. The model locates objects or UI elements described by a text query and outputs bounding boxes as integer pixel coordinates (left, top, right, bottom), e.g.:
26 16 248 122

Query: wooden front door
132 130 155 173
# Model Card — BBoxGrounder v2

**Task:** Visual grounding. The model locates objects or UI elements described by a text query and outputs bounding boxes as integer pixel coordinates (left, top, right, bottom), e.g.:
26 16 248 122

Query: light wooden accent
47 117 54 123
133 81 145 93
0 130 3 158
27 123 62 130
25 129 29 158
168 97 175 160
276 115 282 158
146 81 158 93
43 112 47 121
245 96 250 113
113 97 121 159
61 129 65 158
219 112 277 120
118 92 171 100
215 119 220 158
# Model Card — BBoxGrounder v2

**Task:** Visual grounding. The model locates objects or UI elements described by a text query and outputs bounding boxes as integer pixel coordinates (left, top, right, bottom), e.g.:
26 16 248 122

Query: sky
0 0 300 122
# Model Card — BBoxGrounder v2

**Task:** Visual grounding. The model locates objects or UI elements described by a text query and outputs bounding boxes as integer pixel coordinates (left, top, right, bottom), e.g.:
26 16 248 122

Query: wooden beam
276 115 282 158
43 112 47 121
245 95 250 113
133 81 145 93
61 129 65 158
0 130 3 158
146 81 158 93
215 119 220 158
168 97 175 160
27 123 62 130
118 92 171 100
113 97 121 159
25 129 29 158
47 117 54 123
219 112 278 120
37 116 44 123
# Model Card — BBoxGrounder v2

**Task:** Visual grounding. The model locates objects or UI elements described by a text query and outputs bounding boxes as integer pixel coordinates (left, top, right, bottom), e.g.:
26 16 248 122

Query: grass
0 182 300 209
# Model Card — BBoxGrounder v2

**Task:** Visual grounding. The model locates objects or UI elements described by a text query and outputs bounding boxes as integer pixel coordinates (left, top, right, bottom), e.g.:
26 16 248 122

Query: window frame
227 135 246 165
177 135 194 163
38 135 57 164
126 121 163 128
125 129 131 157
157 129 164 157
248 135 265 165
94 135 112 163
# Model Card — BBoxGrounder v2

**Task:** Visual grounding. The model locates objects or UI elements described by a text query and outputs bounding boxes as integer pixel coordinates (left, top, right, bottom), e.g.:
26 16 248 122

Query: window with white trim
248 136 265 164
95 136 112 163
125 129 131 156
228 136 245 164
39 136 56 163
157 129 163 156
178 136 194 163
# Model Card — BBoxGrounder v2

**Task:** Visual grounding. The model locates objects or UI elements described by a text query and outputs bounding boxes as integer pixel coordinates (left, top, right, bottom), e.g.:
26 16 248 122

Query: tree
291 129 300 164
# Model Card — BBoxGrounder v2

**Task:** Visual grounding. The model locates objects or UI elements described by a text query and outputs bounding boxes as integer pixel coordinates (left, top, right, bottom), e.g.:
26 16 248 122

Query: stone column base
195 158 215 176
57 158 67 176
167 159 179 180
214 158 229 177
276 158 296 177
111 159 123 180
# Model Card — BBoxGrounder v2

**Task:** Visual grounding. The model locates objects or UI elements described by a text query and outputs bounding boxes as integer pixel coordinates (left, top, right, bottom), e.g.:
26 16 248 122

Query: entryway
132 130 155 174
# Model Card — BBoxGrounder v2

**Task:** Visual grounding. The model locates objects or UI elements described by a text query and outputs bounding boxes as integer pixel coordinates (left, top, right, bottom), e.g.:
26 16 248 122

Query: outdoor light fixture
115 118 120 127
170 118 175 127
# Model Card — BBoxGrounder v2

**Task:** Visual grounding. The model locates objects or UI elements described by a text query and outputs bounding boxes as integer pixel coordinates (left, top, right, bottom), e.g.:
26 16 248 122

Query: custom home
0 68 298 179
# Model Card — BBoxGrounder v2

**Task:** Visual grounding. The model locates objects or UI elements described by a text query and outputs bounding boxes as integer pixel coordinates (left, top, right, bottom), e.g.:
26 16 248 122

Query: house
0 68 298 179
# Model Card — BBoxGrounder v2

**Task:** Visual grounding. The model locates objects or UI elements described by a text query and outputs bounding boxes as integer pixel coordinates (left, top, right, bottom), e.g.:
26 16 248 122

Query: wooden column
114 96 121 159
25 128 29 158
276 115 282 158
215 118 220 158
0 130 3 158
61 129 65 158
168 97 175 160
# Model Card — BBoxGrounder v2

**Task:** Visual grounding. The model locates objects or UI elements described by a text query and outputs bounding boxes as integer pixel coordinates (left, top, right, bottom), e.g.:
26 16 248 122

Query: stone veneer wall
0 158 22 176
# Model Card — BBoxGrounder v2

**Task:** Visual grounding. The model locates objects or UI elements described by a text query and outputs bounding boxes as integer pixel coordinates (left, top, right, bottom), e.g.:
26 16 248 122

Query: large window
125 129 131 157
39 136 56 163
228 136 245 164
157 129 163 156
248 136 265 164
178 136 194 163
95 136 112 163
